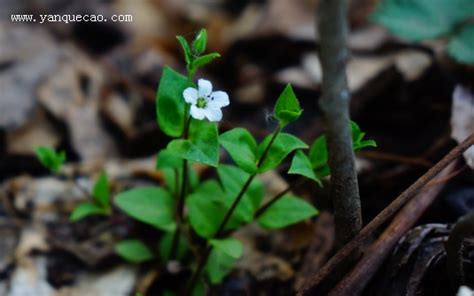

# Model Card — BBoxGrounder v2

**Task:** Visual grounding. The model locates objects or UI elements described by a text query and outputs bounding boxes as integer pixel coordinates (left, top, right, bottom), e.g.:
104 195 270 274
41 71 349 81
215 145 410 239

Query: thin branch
255 177 307 219
330 161 457 295
318 0 361 246
297 133 474 296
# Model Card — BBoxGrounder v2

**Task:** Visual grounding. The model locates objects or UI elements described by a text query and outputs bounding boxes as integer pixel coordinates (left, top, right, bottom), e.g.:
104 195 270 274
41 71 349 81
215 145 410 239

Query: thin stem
255 177 307 219
170 116 191 260
256 126 282 167
185 126 282 295
216 176 255 236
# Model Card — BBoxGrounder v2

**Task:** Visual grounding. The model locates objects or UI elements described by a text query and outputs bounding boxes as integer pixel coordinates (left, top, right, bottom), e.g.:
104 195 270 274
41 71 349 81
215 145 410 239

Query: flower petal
204 107 223 122
190 105 206 120
183 87 198 104
209 91 229 108
198 79 213 97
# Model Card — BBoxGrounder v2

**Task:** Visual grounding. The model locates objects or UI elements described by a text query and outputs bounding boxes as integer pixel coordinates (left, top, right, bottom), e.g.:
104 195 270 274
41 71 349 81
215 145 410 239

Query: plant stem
446 210 474 288
255 177 307 219
185 126 282 295
170 116 191 260
317 0 361 247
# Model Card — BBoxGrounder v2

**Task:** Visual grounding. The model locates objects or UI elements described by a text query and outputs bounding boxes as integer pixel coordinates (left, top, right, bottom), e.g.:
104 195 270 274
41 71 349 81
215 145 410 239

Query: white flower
183 79 229 122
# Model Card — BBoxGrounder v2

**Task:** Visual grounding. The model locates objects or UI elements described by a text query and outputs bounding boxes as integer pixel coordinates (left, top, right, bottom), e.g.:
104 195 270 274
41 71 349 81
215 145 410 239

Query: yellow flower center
196 97 207 108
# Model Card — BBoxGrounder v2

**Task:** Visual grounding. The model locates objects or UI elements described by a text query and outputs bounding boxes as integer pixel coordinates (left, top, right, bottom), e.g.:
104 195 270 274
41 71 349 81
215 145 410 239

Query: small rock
451 85 474 169
57 265 138 296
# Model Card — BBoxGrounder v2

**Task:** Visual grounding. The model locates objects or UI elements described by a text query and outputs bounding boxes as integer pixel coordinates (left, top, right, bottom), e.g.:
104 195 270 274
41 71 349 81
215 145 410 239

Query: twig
446 209 474 288
297 133 474 296
254 177 307 219
329 161 457 295
318 0 362 246
357 151 433 167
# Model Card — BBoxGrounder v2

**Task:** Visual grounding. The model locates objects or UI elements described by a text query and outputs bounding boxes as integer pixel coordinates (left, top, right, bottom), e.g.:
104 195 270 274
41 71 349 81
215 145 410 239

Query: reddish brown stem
329 161 457 295
297 133 474 296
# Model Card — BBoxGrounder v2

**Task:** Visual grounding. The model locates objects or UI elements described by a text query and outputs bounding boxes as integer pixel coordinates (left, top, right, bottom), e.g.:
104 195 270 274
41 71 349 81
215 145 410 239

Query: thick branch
318 0 361 246
297 133 474 296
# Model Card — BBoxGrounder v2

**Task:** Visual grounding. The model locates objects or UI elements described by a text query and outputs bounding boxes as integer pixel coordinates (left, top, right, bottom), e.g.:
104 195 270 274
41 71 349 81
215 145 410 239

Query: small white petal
198 79 213 97
204 107 223 122
183 87 198 104
209 91 229 108
190 105 206 120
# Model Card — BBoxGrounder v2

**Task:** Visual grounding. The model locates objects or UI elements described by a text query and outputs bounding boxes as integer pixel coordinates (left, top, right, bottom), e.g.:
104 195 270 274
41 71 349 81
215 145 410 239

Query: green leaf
115 239 154 263
176 35 192 65
371 0 474 41
35 146 66 173
186 193 227 239
156 67 188 138
191 282 205 296
219 128 258 174
308 135 328 169
186 180 242 238
218 165 264 223
192 29 208 55
257 133 308 173
162 291 176 296
193 180 223 198
257 195 318 229
190 53 220 72
115 187 175 231
288 151 322 186
70 202 108 222
209 238 243 259
274 84 303 127
205 244 239 284
448 24 474 65
351 121 377 151
167 119 219 167
156 149 183 170
158 232 188 262
92 171 110 209
163 165 199 196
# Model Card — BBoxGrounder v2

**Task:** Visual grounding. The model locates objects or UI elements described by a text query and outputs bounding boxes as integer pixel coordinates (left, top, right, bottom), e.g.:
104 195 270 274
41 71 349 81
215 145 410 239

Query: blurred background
0 0 473 295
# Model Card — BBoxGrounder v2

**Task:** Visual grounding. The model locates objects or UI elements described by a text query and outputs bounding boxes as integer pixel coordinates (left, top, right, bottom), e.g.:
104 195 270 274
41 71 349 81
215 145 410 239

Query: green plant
372 0 474 64
35 29 376 295
35 146 113 220
70 171 112 221
35 146 66 173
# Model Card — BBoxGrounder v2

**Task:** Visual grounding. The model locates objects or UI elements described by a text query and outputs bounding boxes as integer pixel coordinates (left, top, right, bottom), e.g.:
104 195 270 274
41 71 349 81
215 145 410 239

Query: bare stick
329 161 457 295
297 133 474 296
318 0 361 246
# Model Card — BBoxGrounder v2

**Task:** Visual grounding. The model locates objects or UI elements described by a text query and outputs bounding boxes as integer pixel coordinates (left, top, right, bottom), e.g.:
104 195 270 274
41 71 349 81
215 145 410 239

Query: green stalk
170 70 194 260
185 126 282 295
170 115 191 261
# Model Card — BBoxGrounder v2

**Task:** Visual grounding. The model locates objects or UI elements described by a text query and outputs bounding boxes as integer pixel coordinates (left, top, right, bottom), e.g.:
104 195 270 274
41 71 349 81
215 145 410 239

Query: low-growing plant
35 146 113 221
36 29 376 295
